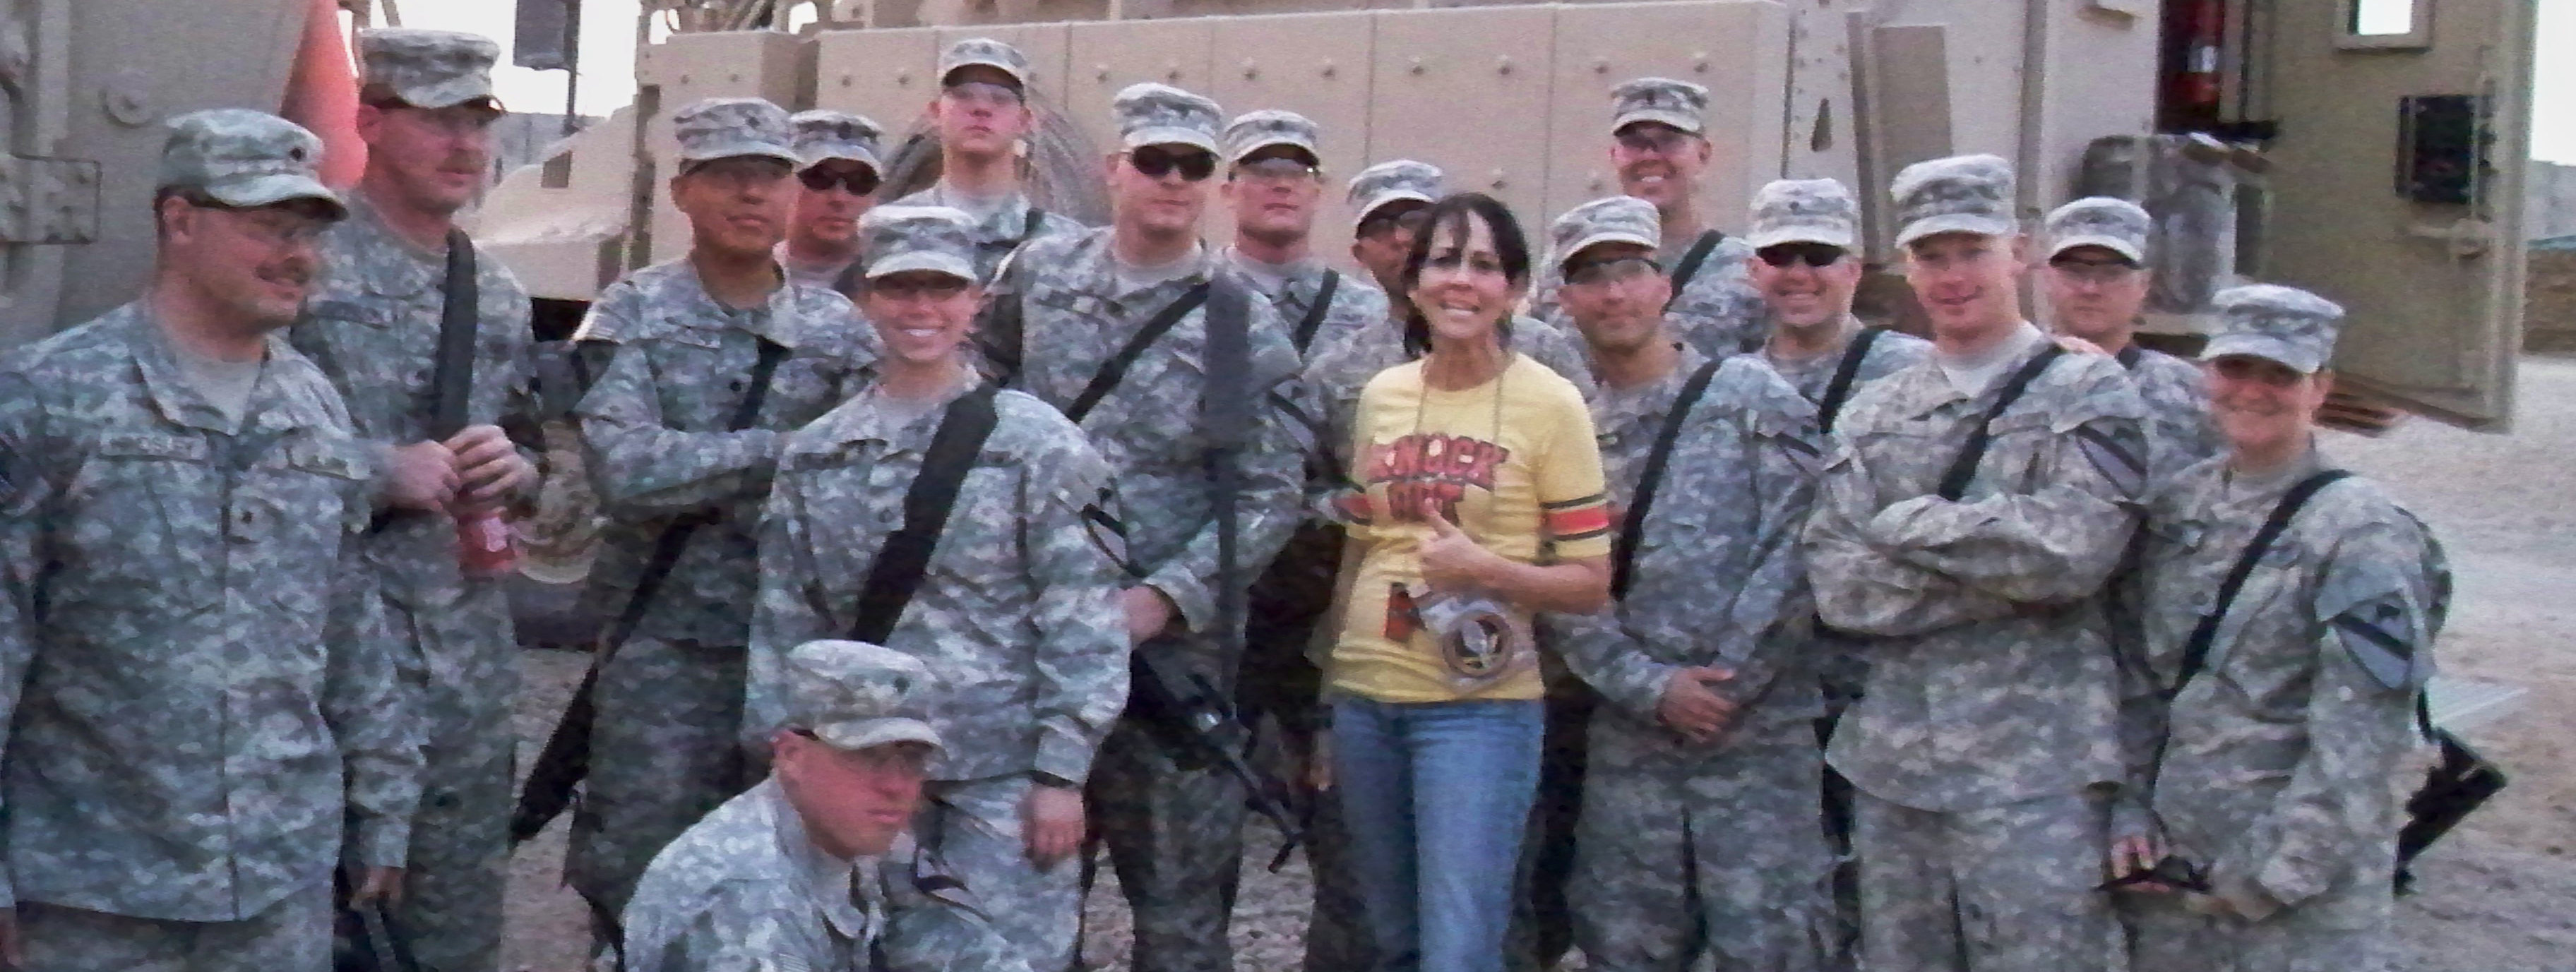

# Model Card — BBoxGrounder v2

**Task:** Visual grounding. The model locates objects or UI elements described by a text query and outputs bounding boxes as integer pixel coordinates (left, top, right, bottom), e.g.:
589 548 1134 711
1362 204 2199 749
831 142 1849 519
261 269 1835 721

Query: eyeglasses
941 80 1025 108
1358 207 1433 240
798 167 881 196
2048 258 2140 284
197 200 331 248
1233 156 1320 182
1615 126 1698 155
1563 255 1660 287
1128 146 1218 182
868 275 973 300
1756 243 1847 268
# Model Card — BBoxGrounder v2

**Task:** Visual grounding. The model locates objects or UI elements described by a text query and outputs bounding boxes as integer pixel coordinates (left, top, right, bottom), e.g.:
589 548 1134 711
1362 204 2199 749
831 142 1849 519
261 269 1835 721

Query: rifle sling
1815 326 1885 436
843 384 1005 645
2164 469 2352 700
1291 269 1340 354
1934 346 2065 501
1064 282 1214 424
427 229 480 442
1611 358 1728 600
1201 275 1254 666
1662 229 1725 311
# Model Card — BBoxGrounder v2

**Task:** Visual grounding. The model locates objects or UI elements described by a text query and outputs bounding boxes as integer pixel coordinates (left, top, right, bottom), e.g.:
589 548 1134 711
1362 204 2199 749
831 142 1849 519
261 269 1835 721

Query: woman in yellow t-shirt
1328 192 1612 972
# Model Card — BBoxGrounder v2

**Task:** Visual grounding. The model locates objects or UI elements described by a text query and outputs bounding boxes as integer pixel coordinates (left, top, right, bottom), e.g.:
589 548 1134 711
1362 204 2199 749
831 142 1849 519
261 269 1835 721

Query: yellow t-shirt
1330 354 1612 703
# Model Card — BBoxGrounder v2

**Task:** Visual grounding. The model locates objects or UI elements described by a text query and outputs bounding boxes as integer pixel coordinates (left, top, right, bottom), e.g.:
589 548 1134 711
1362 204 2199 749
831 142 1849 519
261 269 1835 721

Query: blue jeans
1332 696 1546 972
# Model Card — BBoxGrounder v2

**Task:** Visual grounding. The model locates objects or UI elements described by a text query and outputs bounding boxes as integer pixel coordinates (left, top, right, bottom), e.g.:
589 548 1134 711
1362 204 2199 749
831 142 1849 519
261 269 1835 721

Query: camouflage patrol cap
939 37 1032 90
1112 83 1222 152
1346 160 1444 228
1549 196 1662 272
1222 109 1320 165
1747 178 1860 250
790 110 884 173
782 640 945 753
157 109 346 218
357 28 502 112
1890 153 2017 248
2202 284 2345 375
672 97 801 169
2044 196 2153 265
1611 77 1710 136
859 205 978 282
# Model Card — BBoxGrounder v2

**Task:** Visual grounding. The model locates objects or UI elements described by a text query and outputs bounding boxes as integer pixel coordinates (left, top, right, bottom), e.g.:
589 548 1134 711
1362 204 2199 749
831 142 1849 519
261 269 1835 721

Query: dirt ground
499 356 2576 972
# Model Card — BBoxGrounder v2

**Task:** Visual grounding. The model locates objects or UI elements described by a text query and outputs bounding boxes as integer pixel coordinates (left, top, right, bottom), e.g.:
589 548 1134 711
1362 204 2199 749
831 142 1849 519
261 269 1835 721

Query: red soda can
455 508 520 579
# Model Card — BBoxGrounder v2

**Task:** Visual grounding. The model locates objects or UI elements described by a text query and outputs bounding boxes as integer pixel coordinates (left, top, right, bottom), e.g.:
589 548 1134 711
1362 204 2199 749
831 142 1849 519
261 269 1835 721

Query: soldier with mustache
566 97 881 954
292 28 536 972
778 110 886 292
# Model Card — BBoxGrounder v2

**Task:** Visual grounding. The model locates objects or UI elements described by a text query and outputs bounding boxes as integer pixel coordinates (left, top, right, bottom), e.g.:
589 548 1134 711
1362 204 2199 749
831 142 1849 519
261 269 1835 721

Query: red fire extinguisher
2169 0 2226 120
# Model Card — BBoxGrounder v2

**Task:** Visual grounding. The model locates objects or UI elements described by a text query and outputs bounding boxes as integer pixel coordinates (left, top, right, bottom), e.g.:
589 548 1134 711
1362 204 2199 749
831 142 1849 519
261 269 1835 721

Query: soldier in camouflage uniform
292 30 534 972
746 205 1129 970
1802 155 2147 972
568 97 881 937
626 640 1033 972
0 109 421 971
2112 285 2445 972
1527 78 1770 358
985 82 1309 972
890 38 1087 282
1214 108 1390 972
1544 196 1834 972
780 109 885 291
1738 176 1931 968
2038 197 2219 484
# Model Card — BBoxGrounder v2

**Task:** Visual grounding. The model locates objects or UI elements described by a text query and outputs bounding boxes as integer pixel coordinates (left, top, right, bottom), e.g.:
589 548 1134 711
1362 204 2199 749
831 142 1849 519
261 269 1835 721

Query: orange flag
278 0 366 188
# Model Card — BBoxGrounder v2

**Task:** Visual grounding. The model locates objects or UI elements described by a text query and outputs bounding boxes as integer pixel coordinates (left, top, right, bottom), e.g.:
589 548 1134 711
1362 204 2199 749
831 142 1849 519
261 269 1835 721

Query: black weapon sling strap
1063 281 1215 424
1610 358 1728 600
1202 275 1254 672
843 384 1005 644
1290 269 1340 354
1815 326 1886 436
2164 469 2354 700
1662 229 1726 311
366 230 482 534
1934 346 2066 501
973 208 1051 384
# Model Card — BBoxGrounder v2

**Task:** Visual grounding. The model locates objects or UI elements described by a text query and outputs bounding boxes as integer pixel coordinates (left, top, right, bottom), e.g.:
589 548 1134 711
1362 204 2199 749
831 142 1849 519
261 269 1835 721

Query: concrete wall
2529 161 2576 244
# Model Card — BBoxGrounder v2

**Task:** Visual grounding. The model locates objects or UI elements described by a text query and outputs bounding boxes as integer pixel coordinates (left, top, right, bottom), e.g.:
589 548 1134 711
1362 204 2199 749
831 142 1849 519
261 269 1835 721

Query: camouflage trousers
567 636 756 930
920 775 1083 971
18 879 328 971
1089 714 1248 972
383 594 518 972
1852 788 2122 972
1570 713 1832 972
2123 882 2389 972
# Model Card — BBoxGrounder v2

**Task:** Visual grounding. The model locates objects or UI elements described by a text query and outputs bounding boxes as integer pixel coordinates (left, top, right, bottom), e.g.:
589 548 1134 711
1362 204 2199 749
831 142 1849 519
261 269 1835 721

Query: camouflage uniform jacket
293 198 536 690
747 379 1130 783
2116 343 2223 486
1560 351 1827 759
890 185 1087 284
622 779 1032 972
574 260 878 647
1532 229 1772 358
2134 449 2444 920
1302 312 1598 476
987 229 1306 661
1803 336 2149 810
0 305 422 920
1753 320 1935 416
1234 254 1390 359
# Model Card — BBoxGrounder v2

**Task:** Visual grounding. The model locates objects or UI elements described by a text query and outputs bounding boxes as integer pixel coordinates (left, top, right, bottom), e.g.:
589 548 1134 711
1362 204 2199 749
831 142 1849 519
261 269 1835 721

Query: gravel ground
499 356 2576 972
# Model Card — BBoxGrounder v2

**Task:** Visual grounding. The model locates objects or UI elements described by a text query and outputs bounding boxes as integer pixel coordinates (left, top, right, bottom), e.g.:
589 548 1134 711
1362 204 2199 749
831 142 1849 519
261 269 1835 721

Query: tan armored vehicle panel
478 0 2536 430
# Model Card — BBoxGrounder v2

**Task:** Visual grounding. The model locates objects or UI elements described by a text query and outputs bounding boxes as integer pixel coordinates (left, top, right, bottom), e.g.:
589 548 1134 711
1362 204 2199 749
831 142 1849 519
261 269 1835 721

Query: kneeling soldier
2111 285 2445 972
747 205 1129 970
625 640 1031 972
0 109 419 970
1548 196 1834 971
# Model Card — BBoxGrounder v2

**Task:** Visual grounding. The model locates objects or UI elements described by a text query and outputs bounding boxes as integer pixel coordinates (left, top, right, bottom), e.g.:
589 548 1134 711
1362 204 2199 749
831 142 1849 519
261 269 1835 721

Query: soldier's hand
349 865 405 906
1022 783 1085 869
1656 666 1736 743
2107 834 2169 892
383 440 460 512
1121 586 1177 646
1416 504 1497 593
448 424 535 510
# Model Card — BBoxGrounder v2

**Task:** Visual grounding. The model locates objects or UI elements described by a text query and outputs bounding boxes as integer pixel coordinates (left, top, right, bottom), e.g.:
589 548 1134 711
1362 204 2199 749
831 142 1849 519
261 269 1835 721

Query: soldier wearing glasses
890 38 1088 283
778 109 886 292
985 83 1311 972
0 109 420 971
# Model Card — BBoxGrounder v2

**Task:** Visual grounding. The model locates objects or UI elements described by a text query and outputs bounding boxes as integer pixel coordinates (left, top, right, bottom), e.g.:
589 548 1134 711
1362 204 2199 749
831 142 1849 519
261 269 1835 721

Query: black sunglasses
799 167 881 196
1128 146 1218 182
868 275 972 300
1756 243 1847 268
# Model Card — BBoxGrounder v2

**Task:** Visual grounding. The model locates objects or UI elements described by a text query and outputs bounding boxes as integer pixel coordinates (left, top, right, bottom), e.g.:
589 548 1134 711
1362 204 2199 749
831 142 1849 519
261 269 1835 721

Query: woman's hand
1416 504 1500 593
